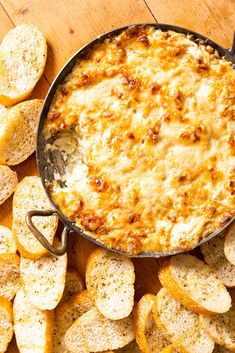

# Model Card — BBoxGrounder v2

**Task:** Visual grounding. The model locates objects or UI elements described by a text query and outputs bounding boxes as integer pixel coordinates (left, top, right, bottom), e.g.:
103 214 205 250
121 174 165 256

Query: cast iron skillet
26 23 235 257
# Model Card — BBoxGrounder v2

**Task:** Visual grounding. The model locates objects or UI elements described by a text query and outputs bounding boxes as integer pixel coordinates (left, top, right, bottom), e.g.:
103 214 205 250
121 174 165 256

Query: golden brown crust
158 258 213 314
134 293 168 353
45 26 235 255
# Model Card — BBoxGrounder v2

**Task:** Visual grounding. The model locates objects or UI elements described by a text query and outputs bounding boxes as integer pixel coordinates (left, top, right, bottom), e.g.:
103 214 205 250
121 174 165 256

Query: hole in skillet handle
25 210 68 256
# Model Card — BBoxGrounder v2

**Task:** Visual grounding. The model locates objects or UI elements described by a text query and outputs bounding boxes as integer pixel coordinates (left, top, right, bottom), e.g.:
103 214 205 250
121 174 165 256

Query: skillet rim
36 22 235 258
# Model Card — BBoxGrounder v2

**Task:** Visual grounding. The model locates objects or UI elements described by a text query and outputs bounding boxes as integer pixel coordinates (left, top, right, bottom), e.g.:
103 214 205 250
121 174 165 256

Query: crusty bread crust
224 224 235 266
0 225 17 254
200 308 235 352
86 248 135 320
153 288 214 353
158 255 231 314
20 245 67 310
0 24 47 106
0 166 18 205
134 293 169 353
0 296 13 353
0 100 43 166
13 176 58 259
0 253 20 301
13 289 54 353
60 269 84 305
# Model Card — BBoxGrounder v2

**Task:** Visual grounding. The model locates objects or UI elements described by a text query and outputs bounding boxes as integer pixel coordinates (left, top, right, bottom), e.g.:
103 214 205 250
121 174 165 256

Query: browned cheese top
45 26 235 254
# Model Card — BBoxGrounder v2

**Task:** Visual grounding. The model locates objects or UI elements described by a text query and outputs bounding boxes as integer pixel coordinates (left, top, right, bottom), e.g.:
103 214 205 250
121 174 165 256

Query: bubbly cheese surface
45 26 235 254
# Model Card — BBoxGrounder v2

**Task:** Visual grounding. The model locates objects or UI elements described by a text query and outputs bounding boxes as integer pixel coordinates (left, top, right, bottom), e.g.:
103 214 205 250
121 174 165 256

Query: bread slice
60 269 84 304
158 254 231 314
0 166 18 205
65 307 135 352
53 290 94 353
0 104 8 119
13 288 54 353
20 244 67 310
13 176 58 259
116 340 141 353
200 306 235 351
153 288 214 353
134 293 169 353
160 345 179 353
201 234 235 288
0 24 47 106
224 224 235 266
0 99 43 165
0 225 17 254
0 253 20 301
86 249 135 320
0 296 13 353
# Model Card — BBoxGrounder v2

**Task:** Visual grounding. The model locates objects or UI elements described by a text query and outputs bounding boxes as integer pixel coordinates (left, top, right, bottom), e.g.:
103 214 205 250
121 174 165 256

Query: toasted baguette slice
200 307 235 352
160 345 179 353
116 341 141 353
0 104 8 119
0 225 17 254
20 244 67 310
0 253 20 301
13 288 54 353
201 234 235 287
0 99 43 165
158 254 231 314
65 307 135 353
54 290 94 353
60 269 84 304
134 293 169 353
0 24 47 106
224 224 235 266
0 166 18 205
13 176 58 259
86 249 135 320
0 296 13 353
153 288 214 353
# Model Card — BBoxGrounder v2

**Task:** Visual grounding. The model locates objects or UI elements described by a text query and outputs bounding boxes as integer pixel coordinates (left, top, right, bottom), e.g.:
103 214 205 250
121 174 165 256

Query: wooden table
0 1 234 350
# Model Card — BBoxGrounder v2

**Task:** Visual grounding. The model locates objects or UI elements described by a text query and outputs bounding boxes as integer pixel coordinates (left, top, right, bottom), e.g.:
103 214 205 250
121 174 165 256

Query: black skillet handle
25 209 68 256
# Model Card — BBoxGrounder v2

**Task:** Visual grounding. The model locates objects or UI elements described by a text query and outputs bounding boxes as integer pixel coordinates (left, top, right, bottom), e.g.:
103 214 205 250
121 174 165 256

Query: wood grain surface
0 2 234 351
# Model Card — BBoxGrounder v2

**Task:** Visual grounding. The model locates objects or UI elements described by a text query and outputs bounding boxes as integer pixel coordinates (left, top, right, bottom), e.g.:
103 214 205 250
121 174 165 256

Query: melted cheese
45 26 235 254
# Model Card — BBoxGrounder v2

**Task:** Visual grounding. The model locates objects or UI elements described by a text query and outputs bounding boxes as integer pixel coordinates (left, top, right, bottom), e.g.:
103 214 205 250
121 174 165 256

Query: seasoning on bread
20 244 67 310
13 288 54 353
153 288 214 353
158 254 231 314
0 226 17 254
201 234 235 288
0 296 13 353
53 290 93 353
224 224 235 266
13 176 58 259
0 99 43 166
0 253 20 301
0 24 47 106
65 307 135 352
0 166 17 206
86 249 135 320
116 340 141 353
200 306 235 352
134 293 169 353
60 269 84 304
